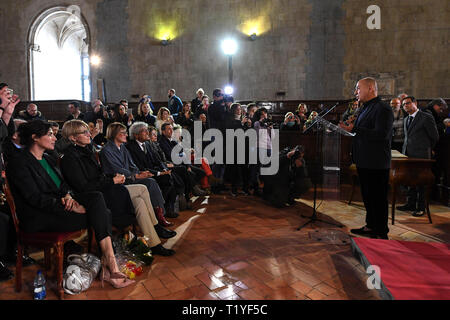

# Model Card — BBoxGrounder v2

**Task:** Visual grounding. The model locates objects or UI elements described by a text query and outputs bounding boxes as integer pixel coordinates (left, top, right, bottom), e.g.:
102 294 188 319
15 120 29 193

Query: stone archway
28 5 91 101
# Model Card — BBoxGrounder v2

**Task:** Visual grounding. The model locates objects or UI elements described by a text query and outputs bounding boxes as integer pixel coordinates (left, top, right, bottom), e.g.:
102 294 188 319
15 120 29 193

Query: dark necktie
406 116 413 131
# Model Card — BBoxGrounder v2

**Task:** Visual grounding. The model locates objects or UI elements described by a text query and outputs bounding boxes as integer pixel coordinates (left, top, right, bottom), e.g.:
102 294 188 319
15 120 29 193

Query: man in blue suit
340 78 394 239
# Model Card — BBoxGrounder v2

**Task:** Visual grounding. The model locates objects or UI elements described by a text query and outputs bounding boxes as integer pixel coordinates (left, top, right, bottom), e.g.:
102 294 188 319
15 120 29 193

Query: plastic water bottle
33 270 46 300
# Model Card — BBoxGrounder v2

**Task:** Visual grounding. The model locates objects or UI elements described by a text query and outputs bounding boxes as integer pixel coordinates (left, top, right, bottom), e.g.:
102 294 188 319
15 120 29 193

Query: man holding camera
263 146 312 208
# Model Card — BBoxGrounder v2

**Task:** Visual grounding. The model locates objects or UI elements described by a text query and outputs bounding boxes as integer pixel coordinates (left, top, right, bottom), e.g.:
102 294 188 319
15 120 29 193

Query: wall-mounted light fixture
161 39 170 46
249 33 257 41
90 55 101 66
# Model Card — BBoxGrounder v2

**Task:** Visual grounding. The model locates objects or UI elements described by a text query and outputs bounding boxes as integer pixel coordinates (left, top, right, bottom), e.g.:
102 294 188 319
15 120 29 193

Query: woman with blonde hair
60 120 176 256
135 101 156 127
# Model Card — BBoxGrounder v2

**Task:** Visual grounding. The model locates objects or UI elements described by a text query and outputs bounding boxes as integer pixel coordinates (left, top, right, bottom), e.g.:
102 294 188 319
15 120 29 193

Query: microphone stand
297 101 345 231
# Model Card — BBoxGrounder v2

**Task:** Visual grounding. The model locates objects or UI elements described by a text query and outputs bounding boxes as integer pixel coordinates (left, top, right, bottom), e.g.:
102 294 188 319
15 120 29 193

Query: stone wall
0 0 448 103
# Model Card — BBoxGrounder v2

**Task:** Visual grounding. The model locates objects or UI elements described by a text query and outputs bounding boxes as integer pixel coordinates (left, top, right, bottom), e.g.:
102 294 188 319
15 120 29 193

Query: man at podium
340 78 394 239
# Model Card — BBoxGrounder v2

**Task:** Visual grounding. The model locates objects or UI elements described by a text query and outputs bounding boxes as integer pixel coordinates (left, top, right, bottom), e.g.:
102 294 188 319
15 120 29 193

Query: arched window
28 5 91 101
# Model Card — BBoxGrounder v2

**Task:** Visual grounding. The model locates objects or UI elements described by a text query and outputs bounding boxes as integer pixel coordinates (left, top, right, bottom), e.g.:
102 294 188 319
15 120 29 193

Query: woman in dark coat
60 120 175 256
6 120 134 288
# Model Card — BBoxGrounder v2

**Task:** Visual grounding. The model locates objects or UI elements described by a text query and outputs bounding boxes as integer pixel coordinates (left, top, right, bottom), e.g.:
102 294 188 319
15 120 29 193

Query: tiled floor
1 185 448 300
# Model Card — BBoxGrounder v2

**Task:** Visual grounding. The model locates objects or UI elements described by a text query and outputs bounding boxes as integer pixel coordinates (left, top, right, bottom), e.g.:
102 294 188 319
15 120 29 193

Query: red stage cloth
352 238 450 300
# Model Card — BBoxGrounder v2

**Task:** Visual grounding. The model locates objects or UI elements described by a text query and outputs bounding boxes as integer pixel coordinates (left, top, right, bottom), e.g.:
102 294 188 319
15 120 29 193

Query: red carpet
351 238 450 300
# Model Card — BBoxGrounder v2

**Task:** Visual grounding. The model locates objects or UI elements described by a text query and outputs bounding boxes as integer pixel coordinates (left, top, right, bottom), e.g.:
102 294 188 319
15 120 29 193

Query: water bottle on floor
33 270 46 300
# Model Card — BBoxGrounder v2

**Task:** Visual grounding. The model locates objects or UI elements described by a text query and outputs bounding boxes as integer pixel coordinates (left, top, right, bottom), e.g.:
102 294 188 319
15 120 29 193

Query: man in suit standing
340 77 393 239
396 96 439 216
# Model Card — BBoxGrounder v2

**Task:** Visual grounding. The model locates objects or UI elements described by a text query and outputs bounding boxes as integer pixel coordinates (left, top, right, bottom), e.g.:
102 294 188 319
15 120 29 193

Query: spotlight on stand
221 39 238 56
224 86 234 95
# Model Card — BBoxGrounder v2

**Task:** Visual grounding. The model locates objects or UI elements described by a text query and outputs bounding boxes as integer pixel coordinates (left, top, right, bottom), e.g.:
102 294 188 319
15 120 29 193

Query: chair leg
348 176 355 205
425 187 433 224
391 185 396 225
44 248 51 277
15 243 23 293
55 243 64 300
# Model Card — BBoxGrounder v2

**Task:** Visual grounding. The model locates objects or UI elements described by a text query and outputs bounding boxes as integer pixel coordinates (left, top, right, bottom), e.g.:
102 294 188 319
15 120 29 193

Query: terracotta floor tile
306 288 327 300
214 284 244 300
264 273 299 290
224 261 250 272
315 282 337 296
155 287 195 300
289 280 314 295
189 284 212 298
195 272 226 291
2 193 447 301
237 289 265 300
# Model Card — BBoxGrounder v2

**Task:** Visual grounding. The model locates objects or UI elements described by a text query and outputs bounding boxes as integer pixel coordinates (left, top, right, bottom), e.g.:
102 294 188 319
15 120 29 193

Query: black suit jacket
352 97 393 170
158 135 178 162
6 150 72 232
402 110 439 159
125 140 161 174
60 144 114 193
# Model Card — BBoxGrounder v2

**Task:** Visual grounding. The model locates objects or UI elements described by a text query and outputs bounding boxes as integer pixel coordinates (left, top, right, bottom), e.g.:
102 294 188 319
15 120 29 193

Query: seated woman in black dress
60 120 175 256
6 120 134 289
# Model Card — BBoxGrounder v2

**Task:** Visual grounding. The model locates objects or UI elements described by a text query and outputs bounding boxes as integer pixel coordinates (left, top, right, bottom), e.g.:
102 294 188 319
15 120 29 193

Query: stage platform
352 237 450 300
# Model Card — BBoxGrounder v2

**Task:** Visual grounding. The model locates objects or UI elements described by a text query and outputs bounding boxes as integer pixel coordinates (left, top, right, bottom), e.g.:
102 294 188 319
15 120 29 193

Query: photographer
263 146 312 208
280 112 301 131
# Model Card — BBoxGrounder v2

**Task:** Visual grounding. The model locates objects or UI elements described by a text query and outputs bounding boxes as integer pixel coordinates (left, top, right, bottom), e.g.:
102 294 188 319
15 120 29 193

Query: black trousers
172 165 192 200
357 167 390 235
30 192 112 243
406 186 425 211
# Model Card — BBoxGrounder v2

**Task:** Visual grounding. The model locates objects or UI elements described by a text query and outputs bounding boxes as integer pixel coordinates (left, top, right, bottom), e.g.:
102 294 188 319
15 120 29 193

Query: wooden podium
348 151 435 225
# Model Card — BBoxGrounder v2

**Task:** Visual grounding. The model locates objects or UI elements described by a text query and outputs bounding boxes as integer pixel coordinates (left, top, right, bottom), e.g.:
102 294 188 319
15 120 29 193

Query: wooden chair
3 178 91 300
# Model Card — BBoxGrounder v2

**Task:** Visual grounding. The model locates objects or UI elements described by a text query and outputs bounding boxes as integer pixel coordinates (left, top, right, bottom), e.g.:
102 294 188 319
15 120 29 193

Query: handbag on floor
63 253 101 295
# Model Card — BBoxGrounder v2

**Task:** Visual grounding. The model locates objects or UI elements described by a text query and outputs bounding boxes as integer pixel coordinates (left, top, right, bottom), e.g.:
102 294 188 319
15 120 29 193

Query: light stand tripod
297 102 345 231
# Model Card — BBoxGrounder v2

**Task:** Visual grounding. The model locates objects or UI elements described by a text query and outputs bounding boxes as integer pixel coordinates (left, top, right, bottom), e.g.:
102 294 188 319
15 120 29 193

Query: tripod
297 102 345 231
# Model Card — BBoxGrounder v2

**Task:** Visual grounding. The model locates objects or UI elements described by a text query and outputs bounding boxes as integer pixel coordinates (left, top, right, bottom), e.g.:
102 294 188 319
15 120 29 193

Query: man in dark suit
340 77 393 239
158 123 207 196
126 122 178 215
396 96 439 216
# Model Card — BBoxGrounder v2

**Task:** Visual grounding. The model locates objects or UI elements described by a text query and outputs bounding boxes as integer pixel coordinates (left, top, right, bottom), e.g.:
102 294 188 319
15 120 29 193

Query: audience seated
126 122 179 216
113 103 134 130
176 102 194 135
6 120 134 289
155 107 173 134
17 104 46 122
135 101 156 127
60 120 175 256
191 88 205 115
66 101 85 121
158 123 208 196
99 122 177 220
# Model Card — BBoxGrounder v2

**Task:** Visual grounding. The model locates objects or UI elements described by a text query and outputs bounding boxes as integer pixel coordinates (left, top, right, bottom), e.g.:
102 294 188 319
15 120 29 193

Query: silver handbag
63 253 101 295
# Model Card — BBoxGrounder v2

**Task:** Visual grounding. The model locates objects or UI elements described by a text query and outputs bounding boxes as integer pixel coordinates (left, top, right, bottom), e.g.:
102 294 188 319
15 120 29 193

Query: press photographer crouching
263 145 312 208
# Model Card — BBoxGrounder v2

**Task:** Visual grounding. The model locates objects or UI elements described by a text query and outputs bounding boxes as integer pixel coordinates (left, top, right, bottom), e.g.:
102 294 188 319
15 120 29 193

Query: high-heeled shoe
100 256 135 289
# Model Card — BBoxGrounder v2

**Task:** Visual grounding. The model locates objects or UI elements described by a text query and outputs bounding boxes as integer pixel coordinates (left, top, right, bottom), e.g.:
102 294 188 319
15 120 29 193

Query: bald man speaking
340 78 394 239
